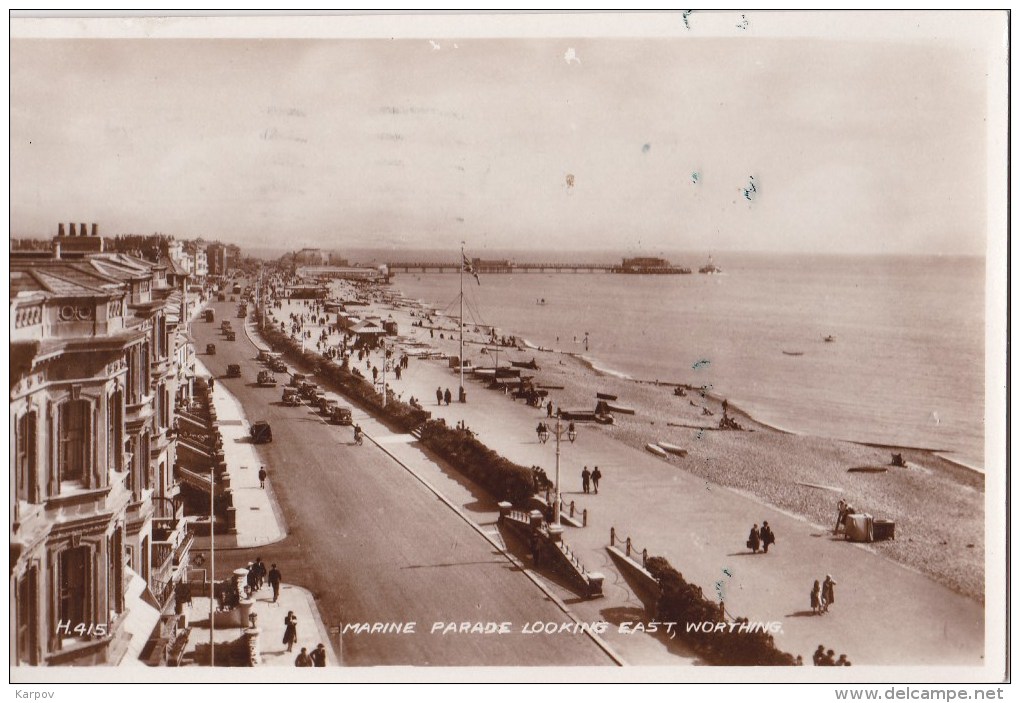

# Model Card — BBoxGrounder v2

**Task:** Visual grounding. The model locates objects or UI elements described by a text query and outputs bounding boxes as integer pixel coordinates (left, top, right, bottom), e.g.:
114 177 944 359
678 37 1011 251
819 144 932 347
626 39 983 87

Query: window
107 530 123 617
58 400 90 485
107 391 123 472
16 566 38 664
58 547 89 634
16 411 38 502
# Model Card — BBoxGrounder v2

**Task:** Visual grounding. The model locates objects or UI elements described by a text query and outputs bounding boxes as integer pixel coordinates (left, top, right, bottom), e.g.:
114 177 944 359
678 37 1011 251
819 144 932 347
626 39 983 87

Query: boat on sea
646 443 668 458
699 255 722 274
657 442 688 457
782 351 805 356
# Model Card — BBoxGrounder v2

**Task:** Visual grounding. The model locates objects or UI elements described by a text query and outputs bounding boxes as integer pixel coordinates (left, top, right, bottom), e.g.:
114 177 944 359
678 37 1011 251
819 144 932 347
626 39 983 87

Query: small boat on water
657 442 688 457
824 335 836 343
782 351 804 356
646 443 669 458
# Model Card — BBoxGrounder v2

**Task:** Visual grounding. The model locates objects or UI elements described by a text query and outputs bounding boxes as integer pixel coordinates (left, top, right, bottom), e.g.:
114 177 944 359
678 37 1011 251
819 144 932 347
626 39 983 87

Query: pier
385 260 694 274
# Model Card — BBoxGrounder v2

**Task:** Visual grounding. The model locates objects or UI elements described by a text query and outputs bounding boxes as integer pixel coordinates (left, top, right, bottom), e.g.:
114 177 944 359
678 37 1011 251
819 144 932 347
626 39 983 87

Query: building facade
10 230 192 666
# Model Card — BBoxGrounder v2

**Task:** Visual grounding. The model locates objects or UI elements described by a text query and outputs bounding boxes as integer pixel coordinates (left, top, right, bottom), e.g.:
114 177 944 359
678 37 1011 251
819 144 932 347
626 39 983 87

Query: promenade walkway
263 298 985 670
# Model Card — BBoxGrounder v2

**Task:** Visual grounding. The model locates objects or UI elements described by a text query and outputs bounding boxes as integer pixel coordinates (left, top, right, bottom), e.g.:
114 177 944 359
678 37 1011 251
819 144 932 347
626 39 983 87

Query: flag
462 254 480 285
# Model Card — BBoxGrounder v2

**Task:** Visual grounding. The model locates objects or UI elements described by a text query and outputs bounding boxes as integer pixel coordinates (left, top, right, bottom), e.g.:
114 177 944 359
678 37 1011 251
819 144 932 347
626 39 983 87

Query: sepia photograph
7 10 1009 693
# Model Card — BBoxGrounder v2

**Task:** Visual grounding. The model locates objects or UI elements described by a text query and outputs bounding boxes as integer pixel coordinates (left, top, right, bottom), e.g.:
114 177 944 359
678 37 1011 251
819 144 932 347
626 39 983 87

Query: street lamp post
537 415 576 525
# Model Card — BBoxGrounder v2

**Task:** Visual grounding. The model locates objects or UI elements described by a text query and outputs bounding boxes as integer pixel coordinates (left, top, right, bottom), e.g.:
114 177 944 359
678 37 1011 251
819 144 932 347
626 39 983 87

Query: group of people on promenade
284 611 328 667
810 575 838 615
813 645 851 666
746 521 776 554
580 465 602 494
241 558 283 603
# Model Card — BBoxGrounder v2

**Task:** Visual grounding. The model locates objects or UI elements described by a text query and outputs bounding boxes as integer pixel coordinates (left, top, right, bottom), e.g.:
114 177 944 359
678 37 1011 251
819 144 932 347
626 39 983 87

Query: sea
387 252 986 471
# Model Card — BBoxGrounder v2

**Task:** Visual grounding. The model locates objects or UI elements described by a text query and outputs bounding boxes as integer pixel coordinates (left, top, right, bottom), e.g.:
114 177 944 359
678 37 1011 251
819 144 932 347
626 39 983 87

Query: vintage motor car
290 372 308 387
204 309 215 322
206 343 216 355
257 370 277 387
269 358 287 373
282 388 301 406
329 405 353 425
250 420 273 444
226 364 241 378
319 397 338 415
225 331 236 341
299 381 319 398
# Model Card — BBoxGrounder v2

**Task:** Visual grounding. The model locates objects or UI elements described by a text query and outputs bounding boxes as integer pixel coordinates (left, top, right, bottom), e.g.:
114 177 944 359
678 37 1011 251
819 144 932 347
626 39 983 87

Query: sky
8 12 1005 256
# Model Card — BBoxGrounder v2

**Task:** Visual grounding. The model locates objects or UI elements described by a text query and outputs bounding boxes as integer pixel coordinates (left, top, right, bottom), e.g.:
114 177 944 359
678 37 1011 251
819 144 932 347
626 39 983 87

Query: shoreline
273 278 985 603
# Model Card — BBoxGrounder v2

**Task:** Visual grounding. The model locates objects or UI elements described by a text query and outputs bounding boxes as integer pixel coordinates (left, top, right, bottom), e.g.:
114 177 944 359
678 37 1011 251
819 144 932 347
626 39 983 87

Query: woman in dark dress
747 524 761 554
283 611 298 652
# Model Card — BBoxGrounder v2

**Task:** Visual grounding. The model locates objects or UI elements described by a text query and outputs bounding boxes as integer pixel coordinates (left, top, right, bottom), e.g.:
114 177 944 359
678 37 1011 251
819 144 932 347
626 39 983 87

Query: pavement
259 297 986 670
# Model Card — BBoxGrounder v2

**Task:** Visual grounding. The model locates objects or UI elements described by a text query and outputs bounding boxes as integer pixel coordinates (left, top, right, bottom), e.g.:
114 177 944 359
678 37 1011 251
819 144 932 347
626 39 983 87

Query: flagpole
459 243 465 402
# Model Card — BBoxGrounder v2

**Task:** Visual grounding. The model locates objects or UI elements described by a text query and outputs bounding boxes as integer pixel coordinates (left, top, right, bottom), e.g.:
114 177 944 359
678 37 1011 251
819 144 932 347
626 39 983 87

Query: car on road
329 404 353 425
204 309 215 322
226 364 241 378
282 388 301 406
319 397 338 415
257 371 277 387
250 420 273 444
225 331 236 341
299 381 319 398
269 358 287 373
206 343 216 355
290 372 308 387
221 321 232 332
311 390 327 407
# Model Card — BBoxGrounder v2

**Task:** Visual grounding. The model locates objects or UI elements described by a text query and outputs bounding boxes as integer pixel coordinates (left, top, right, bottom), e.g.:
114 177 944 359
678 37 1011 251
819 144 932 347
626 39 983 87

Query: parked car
204 309 215 322
290 372 308 387
269 358 287 373
257 371 277 387
299 381 319 398
206 343 216 355
329 404 353 425
319 398 338 415
226 364 241 378
282 388 301 406
250 420 273 444
221 321 232 332
225 331 236 341
311 390 327 407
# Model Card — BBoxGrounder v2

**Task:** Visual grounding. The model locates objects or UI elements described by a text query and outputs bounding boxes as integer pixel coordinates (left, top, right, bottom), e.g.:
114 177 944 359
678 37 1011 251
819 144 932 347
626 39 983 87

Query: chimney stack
58 223 65 237
69 223 76 236
91 223 98 237
80 223 87 238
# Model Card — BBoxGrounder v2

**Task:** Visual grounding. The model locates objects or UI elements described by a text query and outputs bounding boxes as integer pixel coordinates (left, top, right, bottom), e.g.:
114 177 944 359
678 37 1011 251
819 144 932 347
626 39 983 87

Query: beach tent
844 513 874 543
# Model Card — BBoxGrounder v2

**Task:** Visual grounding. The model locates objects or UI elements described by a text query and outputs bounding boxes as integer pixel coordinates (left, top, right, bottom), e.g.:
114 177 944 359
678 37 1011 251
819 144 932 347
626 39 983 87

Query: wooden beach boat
656 442 688 457
595 413 615 425
596 392 619 401
605 403 636 415
561 409 597 422
646 443 669 458
847 466 888 474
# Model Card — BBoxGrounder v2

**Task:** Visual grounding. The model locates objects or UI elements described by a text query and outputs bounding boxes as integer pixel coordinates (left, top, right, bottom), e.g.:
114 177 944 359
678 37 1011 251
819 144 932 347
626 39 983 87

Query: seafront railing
558 497 589 526
609 527 650 568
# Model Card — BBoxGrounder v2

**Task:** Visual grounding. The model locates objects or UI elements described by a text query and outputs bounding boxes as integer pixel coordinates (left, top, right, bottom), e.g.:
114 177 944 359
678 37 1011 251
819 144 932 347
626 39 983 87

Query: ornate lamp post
538 414 576 525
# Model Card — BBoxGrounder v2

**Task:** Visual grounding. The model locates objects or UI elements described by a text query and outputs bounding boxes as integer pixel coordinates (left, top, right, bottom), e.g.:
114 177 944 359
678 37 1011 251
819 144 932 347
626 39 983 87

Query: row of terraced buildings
10 225 209 666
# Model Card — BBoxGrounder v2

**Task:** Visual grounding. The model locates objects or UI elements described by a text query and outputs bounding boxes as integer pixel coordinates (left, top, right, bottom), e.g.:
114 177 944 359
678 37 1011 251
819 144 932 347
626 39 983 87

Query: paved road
192 298 613 667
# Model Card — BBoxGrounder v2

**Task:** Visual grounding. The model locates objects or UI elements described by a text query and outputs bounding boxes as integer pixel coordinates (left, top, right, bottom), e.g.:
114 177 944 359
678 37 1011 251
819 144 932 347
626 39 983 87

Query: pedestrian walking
246 563 258 593
268 563 282 602
258 466 267 489
547 401 553 418
747 524 761 554
372 366 378 382
208 377 215 391
283 611 298 652
253 557 266 590
822 574 837 613
760 520 775 553
581 466 591 494
310 643 327 667
294 647 312 667
529 532 542 566
591 466 601 494
444 388 452 405
436 386 443 405
810 580 823 615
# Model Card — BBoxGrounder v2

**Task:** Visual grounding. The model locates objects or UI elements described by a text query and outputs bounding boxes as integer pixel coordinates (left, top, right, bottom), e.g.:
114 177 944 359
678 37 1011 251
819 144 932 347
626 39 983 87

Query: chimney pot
58 223 65 237
69 223 76 236
91 223 98 237
80 223 87 238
